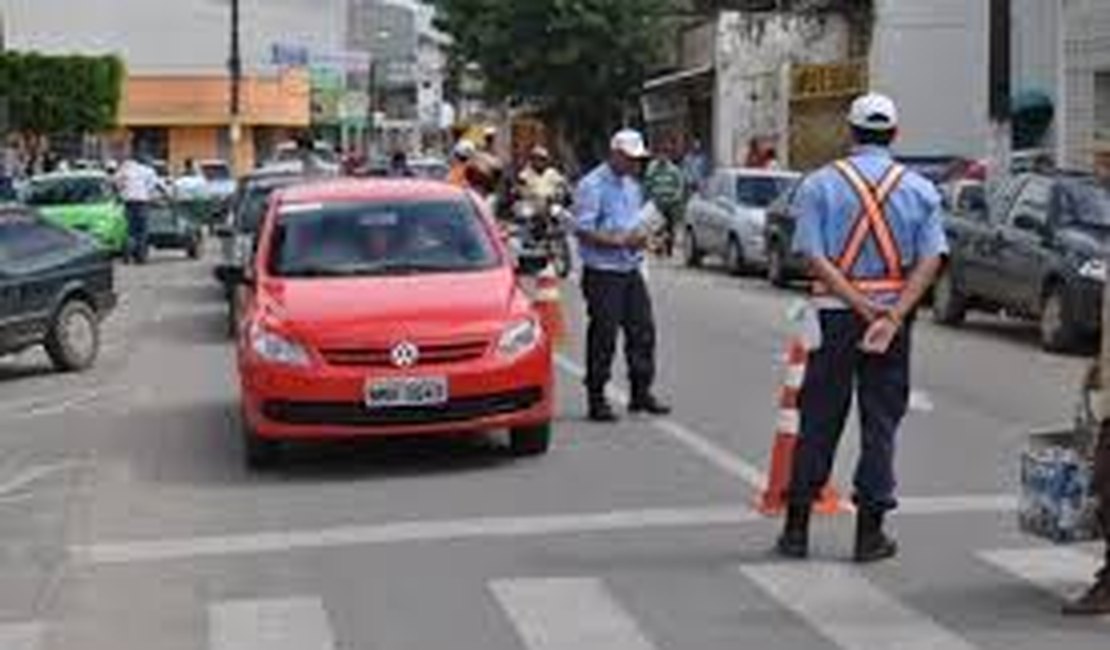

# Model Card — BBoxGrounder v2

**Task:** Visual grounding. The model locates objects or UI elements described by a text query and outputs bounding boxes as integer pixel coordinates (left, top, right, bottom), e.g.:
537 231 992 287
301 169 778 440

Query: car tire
509 422 551 456
683 227 703 268
45 299 100 373
932 268 967 326
1041 284 1079 353
243 421 282 470
725 236 746 276
766 240 789 287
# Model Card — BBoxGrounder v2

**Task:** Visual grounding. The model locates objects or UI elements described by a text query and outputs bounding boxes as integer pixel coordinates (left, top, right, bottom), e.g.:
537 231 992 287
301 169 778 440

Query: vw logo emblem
390 341 420 368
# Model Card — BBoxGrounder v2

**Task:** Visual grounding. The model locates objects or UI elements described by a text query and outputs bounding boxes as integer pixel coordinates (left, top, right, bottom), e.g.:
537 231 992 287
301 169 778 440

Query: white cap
530 145 550 159
610 128 649 159
453 139 476 160
848 93 899 131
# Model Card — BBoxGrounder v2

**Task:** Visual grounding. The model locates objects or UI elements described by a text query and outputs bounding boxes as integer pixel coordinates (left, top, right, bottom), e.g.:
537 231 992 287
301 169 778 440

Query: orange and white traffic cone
533 263 566 348
758 335 845 516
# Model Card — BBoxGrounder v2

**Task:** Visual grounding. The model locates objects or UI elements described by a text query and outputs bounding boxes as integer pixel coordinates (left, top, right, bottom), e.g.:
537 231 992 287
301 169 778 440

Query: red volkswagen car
231 179 554 468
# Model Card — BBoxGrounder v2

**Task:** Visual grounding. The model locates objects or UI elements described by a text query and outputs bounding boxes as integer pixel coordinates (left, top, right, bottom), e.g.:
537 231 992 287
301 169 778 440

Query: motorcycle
509 193 573 279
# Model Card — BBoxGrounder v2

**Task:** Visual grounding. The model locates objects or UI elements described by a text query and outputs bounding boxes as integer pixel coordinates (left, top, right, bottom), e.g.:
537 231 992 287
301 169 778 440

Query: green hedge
0 52 124 136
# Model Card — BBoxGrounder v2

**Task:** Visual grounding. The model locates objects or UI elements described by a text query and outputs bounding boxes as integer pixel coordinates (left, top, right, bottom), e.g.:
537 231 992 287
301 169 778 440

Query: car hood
257 267 525 346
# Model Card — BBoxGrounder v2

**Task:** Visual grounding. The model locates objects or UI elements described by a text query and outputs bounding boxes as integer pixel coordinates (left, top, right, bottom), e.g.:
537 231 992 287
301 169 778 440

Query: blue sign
271 43 311 68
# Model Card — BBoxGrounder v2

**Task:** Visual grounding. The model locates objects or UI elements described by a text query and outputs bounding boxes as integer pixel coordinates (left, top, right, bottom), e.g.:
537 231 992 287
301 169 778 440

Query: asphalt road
0 246 1106 650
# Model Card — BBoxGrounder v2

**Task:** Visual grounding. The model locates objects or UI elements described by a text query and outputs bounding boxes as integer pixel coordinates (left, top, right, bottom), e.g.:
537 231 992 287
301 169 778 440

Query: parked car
265 142 341 175
0 206 116 372
227 178 554 468
23 171 128 255
683 168 799 274
215 168 334 336
146 199 203 259
198 159 236 200
933 171 1110 352
763 180 809 286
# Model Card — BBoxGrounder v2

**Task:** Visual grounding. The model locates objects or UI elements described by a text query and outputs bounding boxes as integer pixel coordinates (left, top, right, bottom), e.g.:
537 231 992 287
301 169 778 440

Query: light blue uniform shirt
791 145 949 305
574 163 646 272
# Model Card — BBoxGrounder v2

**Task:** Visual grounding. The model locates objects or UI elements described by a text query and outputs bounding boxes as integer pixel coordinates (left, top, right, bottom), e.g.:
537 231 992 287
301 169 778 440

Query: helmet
453 140 477 161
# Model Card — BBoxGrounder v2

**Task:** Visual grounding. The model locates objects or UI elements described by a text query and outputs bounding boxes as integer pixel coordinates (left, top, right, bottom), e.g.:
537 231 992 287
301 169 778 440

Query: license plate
365 377 448 408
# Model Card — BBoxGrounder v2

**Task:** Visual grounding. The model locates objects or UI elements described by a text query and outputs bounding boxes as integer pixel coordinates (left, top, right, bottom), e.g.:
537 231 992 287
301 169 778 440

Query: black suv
933 172 1110 352
0 206 116 371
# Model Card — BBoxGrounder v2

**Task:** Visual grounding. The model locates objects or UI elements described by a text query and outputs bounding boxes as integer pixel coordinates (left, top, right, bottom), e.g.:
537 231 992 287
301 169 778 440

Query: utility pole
229 0 243 172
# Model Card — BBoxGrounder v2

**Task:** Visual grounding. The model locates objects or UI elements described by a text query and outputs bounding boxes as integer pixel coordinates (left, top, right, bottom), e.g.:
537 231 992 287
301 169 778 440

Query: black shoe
629 394 672 416
1062 577 1110 616
774 503 811 559
854 510 898 563
588 400 619 423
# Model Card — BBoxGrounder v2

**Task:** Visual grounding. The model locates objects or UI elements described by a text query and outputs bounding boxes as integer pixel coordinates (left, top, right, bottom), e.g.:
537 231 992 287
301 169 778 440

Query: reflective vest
813 159 907 296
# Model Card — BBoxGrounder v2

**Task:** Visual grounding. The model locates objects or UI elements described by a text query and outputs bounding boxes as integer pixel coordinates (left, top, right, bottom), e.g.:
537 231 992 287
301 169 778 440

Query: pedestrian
388 150 414 178
114 150 161 264
643 138 687 257
448 140 476 187
775 93 948 562
681 139 709 194
574 128 672 423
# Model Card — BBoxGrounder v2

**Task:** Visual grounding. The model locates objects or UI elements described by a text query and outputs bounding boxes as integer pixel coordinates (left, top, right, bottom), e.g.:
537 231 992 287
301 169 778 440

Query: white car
683 168 800 274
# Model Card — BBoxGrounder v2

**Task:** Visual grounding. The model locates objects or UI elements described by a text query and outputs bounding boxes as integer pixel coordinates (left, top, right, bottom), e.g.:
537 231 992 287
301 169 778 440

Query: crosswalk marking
491 578 658 650
979 546 1104 599
741 563 979 650
0 622 42 650
209 597 336 650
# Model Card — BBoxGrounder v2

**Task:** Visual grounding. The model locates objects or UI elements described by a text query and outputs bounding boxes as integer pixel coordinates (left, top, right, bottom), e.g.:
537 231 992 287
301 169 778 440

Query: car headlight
249 322 311 367
233 235 254 264
1078 259 1107 282
497 318 542 359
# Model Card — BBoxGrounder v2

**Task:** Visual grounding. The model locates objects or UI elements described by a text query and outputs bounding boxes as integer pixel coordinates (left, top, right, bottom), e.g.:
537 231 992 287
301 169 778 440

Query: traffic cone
533 263 566 348
757 336 845 516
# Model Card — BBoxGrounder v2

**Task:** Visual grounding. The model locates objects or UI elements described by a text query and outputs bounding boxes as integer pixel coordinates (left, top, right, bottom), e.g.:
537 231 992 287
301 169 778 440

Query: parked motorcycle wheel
551 235 573 279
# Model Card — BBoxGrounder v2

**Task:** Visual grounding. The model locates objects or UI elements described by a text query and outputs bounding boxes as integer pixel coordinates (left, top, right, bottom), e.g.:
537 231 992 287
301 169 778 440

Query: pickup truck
932 172 1109 352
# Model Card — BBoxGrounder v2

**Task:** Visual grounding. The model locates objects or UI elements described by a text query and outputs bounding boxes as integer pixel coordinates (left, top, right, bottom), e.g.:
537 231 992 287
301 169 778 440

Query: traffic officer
776 93 948 562
574 129 672 422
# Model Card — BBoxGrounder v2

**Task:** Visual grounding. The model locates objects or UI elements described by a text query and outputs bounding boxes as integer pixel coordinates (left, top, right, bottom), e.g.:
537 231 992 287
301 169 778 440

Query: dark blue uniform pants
581 267 656 400
125 201 150 263
788 309 911 513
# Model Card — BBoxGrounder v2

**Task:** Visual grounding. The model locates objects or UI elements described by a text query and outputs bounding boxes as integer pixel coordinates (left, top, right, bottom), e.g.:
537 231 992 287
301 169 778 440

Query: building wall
1063 0 1110 169
869 0 991 159
168 127 220 172
714 11 850 168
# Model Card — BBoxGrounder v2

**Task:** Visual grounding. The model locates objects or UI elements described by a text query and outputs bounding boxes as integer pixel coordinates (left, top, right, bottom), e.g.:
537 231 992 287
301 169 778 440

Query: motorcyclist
516 146 569 205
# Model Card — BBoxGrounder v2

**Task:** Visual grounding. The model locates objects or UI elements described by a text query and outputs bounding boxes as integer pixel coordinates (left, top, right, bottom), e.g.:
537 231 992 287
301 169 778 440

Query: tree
434 0 673 165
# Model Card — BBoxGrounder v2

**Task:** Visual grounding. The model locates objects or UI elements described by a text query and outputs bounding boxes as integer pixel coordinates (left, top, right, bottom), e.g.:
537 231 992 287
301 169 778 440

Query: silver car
683 168 800 274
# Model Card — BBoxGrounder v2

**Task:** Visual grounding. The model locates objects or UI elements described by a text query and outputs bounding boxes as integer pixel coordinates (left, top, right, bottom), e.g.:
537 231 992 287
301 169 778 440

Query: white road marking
742 562 980 650
491 578 657 650
0 622 41 650
77 506 759 565
897 494 1016 515
909 389 935 413
979 547 1104 600
0 460 84 498
210 597 335 650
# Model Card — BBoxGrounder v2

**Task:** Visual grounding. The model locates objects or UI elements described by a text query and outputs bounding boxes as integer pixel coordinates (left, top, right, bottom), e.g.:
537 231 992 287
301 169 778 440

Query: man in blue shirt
575 129 672 422
776 93 948 563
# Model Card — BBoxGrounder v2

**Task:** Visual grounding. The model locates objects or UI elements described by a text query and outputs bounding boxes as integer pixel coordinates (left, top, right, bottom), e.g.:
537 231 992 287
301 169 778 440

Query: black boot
775 503 811 559
629 392 672 416
1063 568 1110 616
854 509 898 563
588 395 619 423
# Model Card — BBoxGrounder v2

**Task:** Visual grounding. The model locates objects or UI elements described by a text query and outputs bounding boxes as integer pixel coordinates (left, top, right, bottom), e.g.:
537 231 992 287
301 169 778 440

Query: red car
231 179 554 468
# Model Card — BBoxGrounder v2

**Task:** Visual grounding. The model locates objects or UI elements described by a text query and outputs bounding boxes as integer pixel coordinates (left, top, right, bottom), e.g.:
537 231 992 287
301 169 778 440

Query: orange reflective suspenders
814 160 907 296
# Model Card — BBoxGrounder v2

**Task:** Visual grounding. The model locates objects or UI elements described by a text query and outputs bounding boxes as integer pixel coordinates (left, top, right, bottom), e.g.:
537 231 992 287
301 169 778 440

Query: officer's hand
860 316 899 355
625 228 652 250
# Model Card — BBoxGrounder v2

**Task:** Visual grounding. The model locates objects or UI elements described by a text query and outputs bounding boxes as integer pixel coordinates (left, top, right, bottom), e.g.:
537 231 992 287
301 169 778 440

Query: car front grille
319 340 490 368
261 387 544 427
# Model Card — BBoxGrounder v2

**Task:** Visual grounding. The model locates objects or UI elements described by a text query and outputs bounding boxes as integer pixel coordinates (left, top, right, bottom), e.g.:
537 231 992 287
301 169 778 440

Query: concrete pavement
0 250 1105 649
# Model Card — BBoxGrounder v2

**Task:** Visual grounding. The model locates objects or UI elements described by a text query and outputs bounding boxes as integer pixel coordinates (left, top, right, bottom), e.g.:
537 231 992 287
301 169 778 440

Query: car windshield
736 176 796 208
1058 179 1110 228
269 199 499 278
201 163 231 181
26 177 112 206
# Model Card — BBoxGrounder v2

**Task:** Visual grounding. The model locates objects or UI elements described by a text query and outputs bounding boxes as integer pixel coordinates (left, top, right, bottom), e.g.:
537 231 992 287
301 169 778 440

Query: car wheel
725 236 747 276
683 227 703 268
932 268 967 326
45 299 100 373
1041 284 1079 353
243 421 282 470
766 241 788 287
509 422 551 456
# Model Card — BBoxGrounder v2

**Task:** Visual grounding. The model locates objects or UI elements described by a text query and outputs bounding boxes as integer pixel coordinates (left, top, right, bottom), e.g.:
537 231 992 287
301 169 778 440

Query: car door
687 172 722 255
996 176 1053 311
0 219 78 345
705 172 736 255
962 176 1025 299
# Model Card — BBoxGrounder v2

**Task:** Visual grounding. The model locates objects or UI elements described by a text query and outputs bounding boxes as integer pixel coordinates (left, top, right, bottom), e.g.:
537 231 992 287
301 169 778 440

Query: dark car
933 172 1110 352
147 199 203 259
0 206 116 371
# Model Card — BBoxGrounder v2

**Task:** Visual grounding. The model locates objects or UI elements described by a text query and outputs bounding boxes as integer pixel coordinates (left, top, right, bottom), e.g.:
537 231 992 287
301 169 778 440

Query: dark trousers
581 267 656 401
1095 422 1110 578
788 310 912 513
125 201 149 263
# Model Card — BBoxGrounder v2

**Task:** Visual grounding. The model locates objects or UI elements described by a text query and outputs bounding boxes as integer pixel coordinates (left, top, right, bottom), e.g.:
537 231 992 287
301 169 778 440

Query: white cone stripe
535 289 561 301
741 563 979 650
491 578 658 650
784 364 806 389
209 597 336 650
0 622 41 650
776 408 801 436
978 547 1104 599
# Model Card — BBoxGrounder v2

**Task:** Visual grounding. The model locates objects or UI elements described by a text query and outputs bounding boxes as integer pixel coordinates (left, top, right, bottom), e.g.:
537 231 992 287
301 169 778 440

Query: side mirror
515 251 549 276
1013 213 1049 238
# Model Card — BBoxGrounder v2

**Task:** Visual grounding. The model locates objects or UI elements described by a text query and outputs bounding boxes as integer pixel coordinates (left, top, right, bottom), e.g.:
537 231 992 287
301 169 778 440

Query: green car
24 171 128 254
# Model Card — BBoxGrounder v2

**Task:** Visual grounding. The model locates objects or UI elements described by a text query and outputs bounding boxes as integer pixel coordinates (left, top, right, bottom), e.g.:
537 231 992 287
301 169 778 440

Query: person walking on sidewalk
574 129 672 423
775 93 948 563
